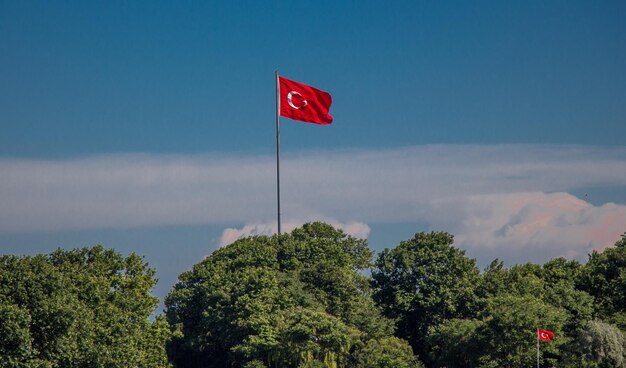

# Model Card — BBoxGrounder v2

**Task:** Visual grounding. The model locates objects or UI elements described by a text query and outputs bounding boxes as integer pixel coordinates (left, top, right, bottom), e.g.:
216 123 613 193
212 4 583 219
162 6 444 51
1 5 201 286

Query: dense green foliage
578 234 626 329
575 319 626 367
3 227 626 368
0 245 171 368
372 232 480 360
165 222 421 368
372 231 626 367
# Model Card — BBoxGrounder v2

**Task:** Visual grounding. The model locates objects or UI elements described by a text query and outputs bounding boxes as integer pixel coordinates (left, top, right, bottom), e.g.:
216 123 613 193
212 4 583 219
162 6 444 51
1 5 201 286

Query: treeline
1 223 626 367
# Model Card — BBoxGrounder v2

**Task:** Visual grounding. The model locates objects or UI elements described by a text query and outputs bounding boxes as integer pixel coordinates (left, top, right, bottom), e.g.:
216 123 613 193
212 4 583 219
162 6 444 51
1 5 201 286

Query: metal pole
537 328 539 368
275 70 282 239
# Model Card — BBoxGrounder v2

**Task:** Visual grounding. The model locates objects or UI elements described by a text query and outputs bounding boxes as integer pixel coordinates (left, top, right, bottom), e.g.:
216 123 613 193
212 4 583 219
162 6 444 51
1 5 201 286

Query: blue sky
1 1 626 311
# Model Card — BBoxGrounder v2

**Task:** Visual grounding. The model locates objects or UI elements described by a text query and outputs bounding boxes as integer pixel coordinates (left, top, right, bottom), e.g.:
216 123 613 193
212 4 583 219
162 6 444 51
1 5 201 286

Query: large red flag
538 329 554 341
279 76 333 125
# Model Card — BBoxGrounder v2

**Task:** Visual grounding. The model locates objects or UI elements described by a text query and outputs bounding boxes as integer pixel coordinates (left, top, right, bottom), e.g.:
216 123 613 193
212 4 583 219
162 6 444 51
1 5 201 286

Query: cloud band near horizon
2 144 625 259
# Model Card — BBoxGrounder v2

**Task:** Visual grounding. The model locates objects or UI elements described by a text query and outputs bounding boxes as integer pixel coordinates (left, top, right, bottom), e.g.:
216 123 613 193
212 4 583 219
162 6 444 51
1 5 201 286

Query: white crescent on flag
287 91 308 109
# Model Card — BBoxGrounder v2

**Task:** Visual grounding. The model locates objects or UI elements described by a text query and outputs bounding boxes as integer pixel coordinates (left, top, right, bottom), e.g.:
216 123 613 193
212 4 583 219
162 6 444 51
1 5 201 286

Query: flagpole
537 328 540 368
275 70 282 241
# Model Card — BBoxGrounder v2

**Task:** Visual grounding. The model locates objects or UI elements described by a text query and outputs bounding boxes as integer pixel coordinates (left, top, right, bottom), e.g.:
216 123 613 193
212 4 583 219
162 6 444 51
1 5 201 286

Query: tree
506 261 594 337
542 257 583 287
256 307 357 367
575 320 626 368
426 318 484 368
578 232 626 329
371 231 480 363
542 258 593 331
0 246 171 368
353 336 423 368
424 254 598 367
477 259 508 299
0 303 36 367
165 222 415 368
477 294 569 367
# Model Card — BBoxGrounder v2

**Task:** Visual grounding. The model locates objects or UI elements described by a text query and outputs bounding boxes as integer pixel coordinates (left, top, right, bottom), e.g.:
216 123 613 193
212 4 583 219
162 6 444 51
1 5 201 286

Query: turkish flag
279 76 333 125
538 329 554 341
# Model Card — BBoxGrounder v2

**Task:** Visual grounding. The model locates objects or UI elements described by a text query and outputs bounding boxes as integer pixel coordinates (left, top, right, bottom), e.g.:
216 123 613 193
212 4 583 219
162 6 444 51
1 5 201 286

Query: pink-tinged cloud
426 192 626 261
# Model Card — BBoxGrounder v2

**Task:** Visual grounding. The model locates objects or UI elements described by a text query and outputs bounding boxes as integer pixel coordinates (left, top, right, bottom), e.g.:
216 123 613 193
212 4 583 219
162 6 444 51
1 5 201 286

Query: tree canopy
0 245 171 368
371 232 626 367
3 227 626 368
165 222 421 368
372 231 481 362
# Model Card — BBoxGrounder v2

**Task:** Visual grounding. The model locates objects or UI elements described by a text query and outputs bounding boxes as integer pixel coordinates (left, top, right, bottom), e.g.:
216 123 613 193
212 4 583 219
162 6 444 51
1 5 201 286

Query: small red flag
279 76 333 125
538 329 554 341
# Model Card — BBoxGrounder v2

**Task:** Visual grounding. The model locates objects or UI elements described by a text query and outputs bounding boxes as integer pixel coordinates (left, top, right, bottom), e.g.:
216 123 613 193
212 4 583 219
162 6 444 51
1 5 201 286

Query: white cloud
218 219 371 247
1 145 625 260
